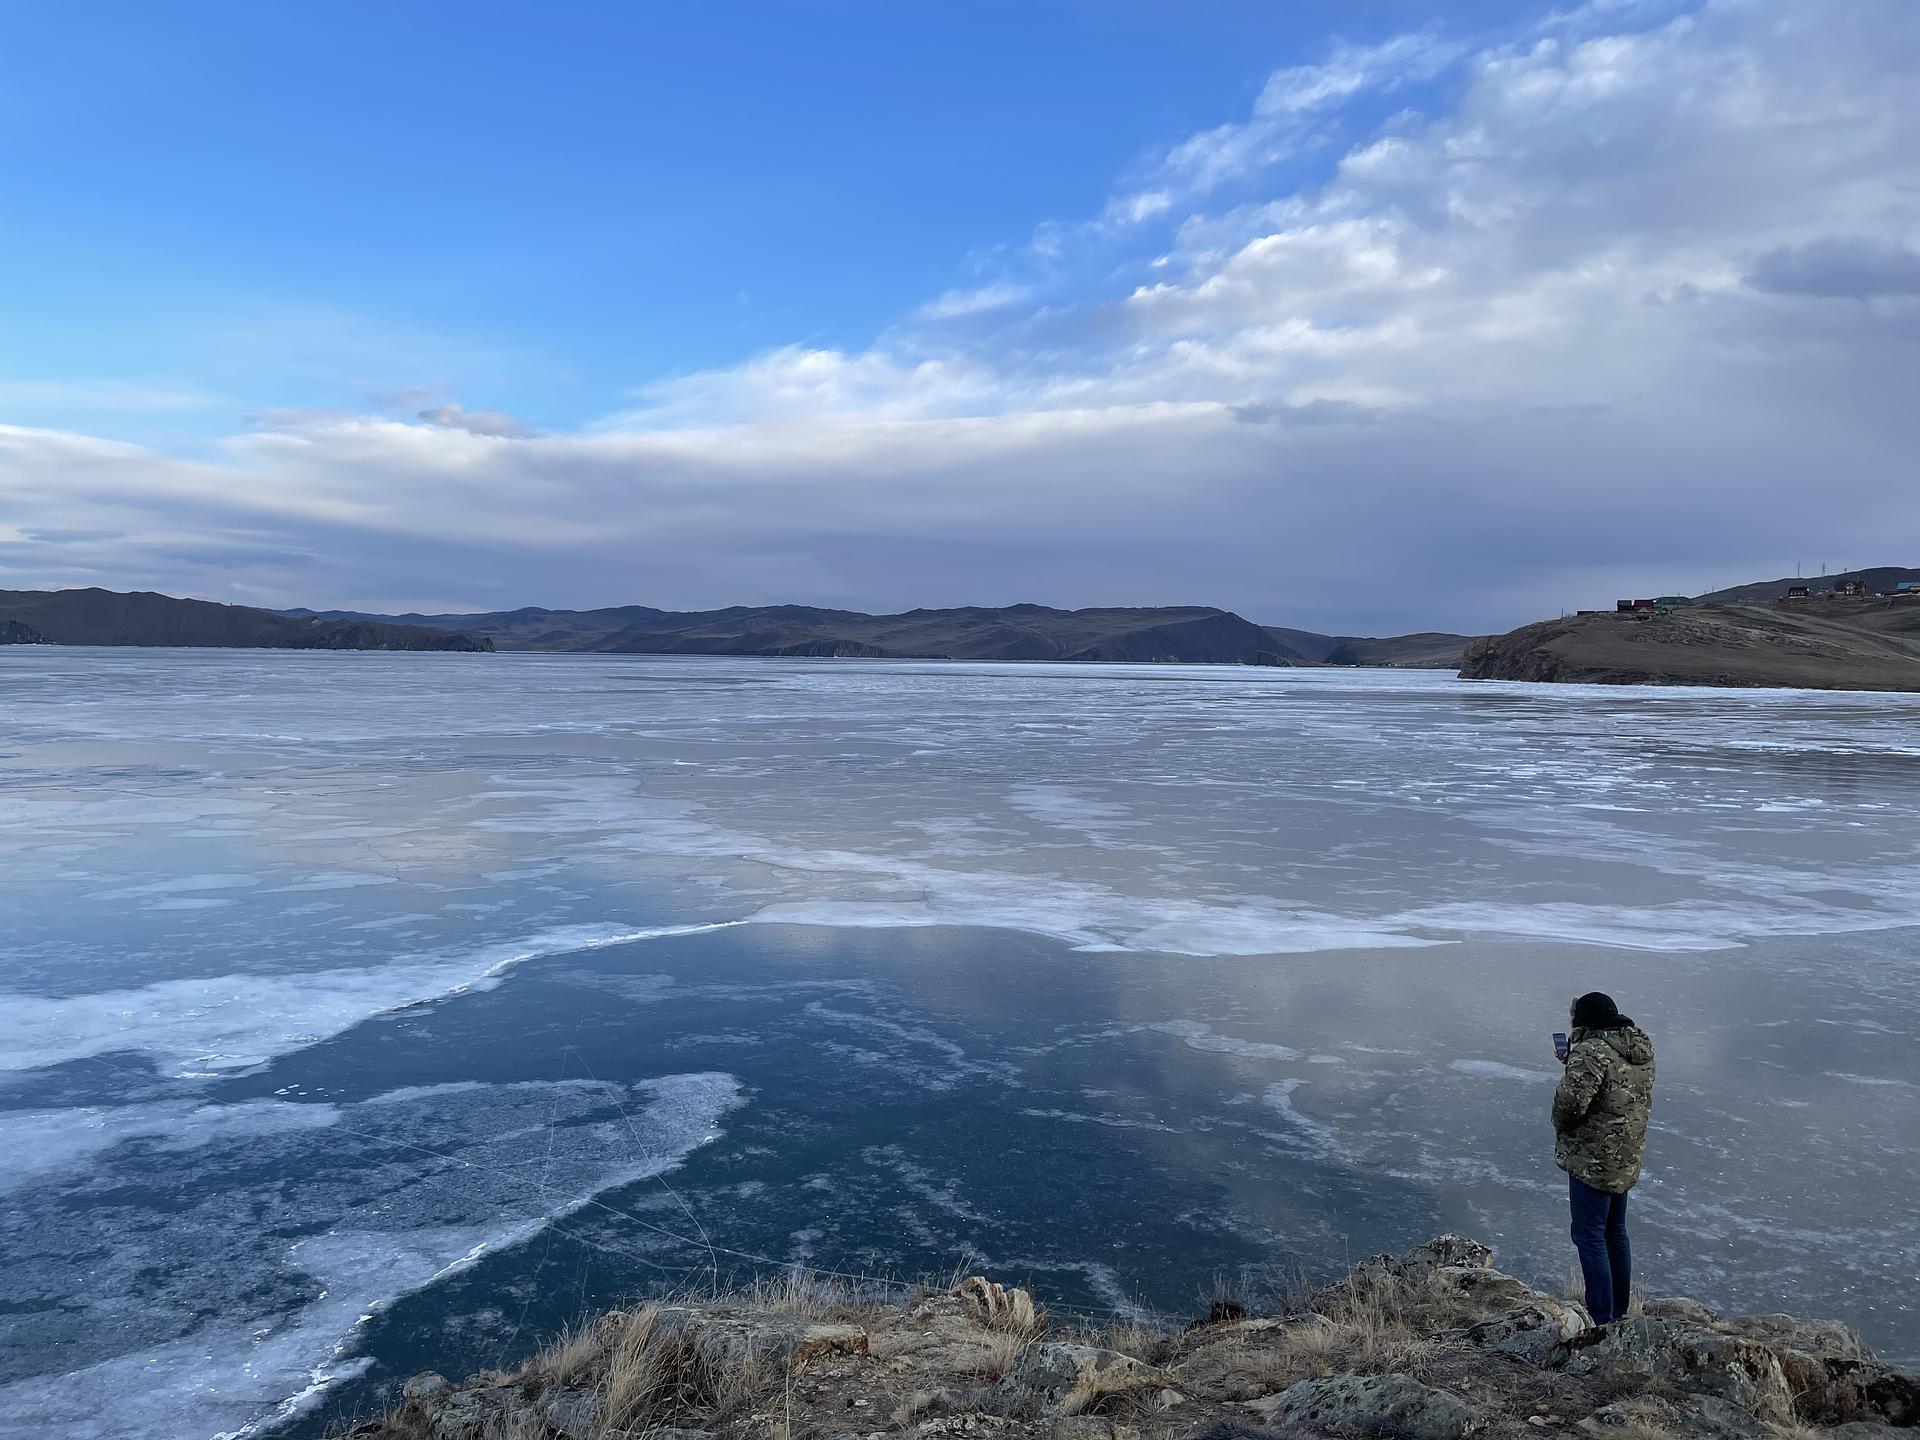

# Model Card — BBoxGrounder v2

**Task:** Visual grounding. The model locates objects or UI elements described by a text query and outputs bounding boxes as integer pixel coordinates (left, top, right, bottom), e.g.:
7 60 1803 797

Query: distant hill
0 588 493 652
1323 632 1472 668
1695 567 1920 607
288 601 1470 667
1460 599 1920 692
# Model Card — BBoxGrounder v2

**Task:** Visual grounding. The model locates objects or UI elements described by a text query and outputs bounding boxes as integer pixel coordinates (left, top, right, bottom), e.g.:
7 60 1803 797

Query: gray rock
1715 1312 1872 1362
1245 1372 1480 1440
644 1304 867 1395
1823 1426 1896 1440
1792 1357 1920 1427
984 1342 1165 1417
426 1384 533 1439
1562 1317 1794 1422
401 1371 452 1402
1642 1298 1719 1326
1438 1267 1544 1310
1326 1236 1544 1323
1579 1396 1766 1439
1462 1299 1592 1366
1184 1424 1290 1440
1050 1419 1117 1439
1346 1235 1495 1291
1401 1235 1497 1275
539 1385 604 1440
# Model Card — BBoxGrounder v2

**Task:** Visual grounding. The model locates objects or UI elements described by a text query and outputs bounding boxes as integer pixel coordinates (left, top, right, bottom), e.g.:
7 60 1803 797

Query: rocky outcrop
1561 1317 1797 1422
984 1342 1173 1418
1459 605 1920 692
0 618 51 644
1462 1299 1593 1366
346 1236 1917 1440
1244 1372 1481 1438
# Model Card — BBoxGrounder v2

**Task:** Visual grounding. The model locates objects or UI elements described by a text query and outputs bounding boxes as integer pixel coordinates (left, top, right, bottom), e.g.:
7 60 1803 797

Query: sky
1 0 1916 635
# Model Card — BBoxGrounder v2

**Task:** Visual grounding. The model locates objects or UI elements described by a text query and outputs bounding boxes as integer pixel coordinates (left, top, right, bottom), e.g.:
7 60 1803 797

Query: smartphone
1553 1031 1570 1061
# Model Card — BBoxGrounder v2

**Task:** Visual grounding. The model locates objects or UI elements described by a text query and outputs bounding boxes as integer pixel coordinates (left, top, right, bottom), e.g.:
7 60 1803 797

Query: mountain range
280 601 1469 666
10 570 1920 692
0 587 1466 665
0 588 493 652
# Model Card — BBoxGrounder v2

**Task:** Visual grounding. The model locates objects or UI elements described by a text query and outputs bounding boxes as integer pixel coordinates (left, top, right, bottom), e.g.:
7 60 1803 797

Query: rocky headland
337 1235 1916 1440
1459 604 1920 692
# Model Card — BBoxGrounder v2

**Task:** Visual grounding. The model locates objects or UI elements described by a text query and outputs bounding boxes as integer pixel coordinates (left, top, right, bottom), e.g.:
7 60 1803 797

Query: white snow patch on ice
0 921 744 1077
1450 1059 1556 1084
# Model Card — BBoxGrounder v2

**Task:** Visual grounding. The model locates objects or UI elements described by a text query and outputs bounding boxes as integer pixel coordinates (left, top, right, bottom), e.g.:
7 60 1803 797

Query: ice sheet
0 1072 741 1440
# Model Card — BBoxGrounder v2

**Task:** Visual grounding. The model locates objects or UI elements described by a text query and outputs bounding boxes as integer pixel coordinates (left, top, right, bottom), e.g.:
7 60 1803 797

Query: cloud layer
3 0 1916 632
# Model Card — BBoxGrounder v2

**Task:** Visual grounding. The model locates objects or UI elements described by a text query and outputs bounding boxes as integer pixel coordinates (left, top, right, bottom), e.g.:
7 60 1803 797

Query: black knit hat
1572 991 1627 1029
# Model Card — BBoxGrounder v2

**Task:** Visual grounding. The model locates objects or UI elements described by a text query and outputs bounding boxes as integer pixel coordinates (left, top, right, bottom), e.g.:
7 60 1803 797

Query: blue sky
2 1 1501 439
2 0 1916 630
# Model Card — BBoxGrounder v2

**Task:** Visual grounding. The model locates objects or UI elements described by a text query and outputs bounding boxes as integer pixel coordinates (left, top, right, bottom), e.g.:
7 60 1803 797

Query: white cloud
416 402 534 438
1100 32 1468 227
4 0 1918 632
914 282 1035 321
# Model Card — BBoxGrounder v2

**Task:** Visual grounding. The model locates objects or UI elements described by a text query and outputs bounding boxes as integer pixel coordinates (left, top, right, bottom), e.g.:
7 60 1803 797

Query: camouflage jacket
1552 1024 1655 1194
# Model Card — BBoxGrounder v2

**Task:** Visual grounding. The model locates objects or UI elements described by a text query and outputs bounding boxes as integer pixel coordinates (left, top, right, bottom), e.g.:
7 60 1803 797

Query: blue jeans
1569 1174 1631 1323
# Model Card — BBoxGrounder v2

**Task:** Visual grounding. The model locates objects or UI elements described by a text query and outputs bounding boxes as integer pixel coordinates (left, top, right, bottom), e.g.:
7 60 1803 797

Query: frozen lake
1 649 1916 1439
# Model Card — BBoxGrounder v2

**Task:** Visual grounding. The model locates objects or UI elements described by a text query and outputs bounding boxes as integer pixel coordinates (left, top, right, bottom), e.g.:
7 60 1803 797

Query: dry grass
1102 1318 1177 1366
955 1275 1046 1339
1198 1269 1253 1323
740 1266 897 1323
1586 1403 1684 1440
1058 1362 1170 1418
516 1321 603 1388
1313 1268 1455 1362
600 1306 674 1433
1163 1265 1461 1398
978 1329 1026 1380
494 1416 552 1440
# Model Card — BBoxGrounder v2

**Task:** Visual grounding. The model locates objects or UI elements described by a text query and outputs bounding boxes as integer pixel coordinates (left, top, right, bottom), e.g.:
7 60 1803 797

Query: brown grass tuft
514 1321 603 1388
1103 1319 1176 1366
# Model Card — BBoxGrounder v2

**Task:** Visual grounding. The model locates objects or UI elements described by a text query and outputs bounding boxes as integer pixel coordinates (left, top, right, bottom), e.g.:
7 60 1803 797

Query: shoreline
321 1233 1920 1440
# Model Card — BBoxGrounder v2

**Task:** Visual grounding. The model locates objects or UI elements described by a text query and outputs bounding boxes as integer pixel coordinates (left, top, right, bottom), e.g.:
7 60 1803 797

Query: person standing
1552 991 1655 1325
